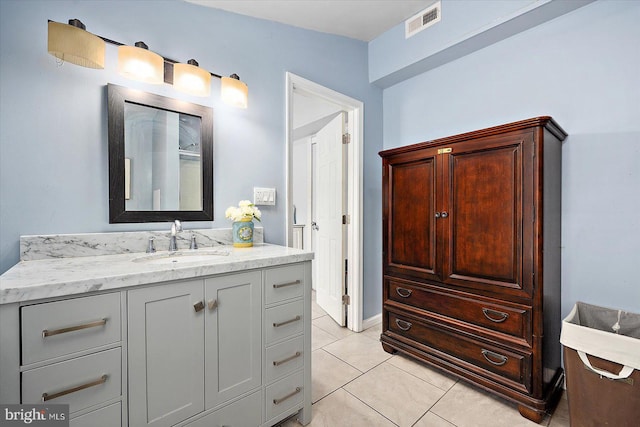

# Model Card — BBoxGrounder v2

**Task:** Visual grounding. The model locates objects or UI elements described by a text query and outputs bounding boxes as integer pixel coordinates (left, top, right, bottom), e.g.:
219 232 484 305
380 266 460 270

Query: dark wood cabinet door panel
384 152 441 281
386 310 532 393
442 134 533 299
384 278 532 345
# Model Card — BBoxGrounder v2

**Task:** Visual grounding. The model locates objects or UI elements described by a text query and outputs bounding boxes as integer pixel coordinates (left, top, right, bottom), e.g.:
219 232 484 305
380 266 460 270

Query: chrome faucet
169 220 183 252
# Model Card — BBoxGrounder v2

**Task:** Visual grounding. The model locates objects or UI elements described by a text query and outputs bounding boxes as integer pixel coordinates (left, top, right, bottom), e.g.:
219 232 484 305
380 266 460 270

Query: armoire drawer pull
42 318 107 338
482 308 509 323
273 315 301 328
42 374 108 401
396 288 412 298
395 319 412 331
273 280 301 289
273 351 302 366
273 387 301 405
481 349 508 366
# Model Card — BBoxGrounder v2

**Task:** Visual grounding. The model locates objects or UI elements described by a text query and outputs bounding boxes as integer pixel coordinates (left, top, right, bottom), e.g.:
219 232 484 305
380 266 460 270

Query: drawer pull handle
481 349 508 366
395 319 412 331
396 288 412 298
273 387 301 405
42 318 107 338
273 351 302 366
482 308 509 323
273 315 301 328
273 279 301 289
42 374 108 402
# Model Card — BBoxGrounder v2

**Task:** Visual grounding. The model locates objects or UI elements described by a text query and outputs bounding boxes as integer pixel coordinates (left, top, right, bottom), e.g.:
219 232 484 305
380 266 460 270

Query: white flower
225 201 261 222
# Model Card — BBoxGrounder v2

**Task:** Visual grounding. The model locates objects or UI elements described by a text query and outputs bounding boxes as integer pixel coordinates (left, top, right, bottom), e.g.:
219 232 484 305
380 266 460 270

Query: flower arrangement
225 200 261 222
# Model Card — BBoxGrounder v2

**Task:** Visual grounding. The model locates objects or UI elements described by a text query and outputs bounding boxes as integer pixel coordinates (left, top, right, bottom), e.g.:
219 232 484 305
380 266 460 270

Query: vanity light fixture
47 19 105 69
47 19 248 107
221 74 249 109
117 41 164 85
173 59 212 97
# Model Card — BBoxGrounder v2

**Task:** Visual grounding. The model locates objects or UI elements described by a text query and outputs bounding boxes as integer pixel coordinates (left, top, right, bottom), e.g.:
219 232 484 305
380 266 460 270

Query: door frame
285 72 364 332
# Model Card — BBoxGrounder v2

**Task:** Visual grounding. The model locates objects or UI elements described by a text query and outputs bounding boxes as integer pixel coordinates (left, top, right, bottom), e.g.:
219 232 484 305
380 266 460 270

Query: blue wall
0 0 383 318
381 0 640 317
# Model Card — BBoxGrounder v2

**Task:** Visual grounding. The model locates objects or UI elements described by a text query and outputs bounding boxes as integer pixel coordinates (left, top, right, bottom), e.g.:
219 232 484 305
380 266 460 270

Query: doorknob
311 221 319 231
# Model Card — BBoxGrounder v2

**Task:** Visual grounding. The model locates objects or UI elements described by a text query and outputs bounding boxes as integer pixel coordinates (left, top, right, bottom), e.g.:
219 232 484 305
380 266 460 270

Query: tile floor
280 296 570 427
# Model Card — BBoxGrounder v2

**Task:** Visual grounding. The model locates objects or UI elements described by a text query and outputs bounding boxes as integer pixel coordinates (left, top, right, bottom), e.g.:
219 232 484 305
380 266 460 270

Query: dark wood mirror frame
107 84 214 223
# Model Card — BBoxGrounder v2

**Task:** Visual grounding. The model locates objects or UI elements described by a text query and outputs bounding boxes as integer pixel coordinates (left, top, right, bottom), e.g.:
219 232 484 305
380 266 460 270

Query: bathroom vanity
0 230 313 427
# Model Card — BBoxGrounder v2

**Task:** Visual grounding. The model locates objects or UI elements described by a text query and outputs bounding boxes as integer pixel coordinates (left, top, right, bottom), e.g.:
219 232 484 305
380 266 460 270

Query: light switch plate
253 187 276 206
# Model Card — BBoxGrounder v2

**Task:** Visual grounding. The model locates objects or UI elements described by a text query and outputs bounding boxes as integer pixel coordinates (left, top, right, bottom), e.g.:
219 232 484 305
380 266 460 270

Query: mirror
108 84 213 223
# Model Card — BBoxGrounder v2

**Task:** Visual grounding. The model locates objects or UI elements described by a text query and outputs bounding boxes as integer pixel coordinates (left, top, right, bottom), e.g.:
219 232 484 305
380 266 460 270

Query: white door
313 113 347 325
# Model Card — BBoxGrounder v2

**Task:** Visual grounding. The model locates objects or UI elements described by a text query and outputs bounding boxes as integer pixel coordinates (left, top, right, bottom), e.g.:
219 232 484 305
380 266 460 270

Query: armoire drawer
387 310 532 393
265 264 305 305
386 278 531 344
22 347 121 414
265 300 304 345
21 292 121 365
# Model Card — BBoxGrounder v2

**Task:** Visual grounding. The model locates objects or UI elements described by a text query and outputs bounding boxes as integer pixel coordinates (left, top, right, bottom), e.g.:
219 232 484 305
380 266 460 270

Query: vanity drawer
266 335 304 383
265 264 305 305
21 292 121 365
70 402 121 427
22 347 121 414
386 278 531 344
185 391 261 427
387 310 532 393
265 300 304 345
265 370 304 421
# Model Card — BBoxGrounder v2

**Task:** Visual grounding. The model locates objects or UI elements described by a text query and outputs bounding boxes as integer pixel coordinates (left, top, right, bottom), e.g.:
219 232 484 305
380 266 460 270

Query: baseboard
362 313 382 331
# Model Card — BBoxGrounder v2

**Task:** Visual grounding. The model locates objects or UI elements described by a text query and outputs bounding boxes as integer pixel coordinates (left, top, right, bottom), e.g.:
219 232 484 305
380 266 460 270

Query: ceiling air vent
405 1 441 38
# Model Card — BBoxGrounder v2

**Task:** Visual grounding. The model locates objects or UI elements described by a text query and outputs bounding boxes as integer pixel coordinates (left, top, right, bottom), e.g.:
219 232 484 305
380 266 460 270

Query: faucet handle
190 234 198 250
146 237 156 253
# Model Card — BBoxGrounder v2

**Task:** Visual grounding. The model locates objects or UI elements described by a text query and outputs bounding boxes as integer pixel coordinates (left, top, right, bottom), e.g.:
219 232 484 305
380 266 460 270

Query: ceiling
185 0 434 41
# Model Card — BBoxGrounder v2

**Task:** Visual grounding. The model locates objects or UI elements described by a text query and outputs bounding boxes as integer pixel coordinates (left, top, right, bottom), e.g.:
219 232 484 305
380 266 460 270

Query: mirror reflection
108 84 214 223
124 103 202 211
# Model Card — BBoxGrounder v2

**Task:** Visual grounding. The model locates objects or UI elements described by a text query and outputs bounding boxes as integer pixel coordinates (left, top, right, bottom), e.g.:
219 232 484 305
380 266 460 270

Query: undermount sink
132 249 230 265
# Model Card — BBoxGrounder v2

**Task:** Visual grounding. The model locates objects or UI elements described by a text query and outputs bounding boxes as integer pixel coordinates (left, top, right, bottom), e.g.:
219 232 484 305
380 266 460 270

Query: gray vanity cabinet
127 272 263 427
128 279 205 427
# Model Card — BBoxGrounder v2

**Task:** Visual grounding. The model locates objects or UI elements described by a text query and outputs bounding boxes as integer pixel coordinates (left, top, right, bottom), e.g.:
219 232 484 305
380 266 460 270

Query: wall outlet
253 187 276 206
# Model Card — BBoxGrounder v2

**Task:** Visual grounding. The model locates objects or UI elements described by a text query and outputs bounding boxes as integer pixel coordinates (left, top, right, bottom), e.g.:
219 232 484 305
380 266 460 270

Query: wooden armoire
379 117 566 423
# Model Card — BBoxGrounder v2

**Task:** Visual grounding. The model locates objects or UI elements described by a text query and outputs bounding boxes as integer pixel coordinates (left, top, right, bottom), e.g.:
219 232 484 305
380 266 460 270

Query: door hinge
342 214 350 224
342 133 351 144
342 294 350 305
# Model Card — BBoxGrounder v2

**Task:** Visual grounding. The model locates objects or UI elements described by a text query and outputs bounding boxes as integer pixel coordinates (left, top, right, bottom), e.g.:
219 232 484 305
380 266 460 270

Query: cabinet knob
207 299 218 310
193 301 205 312
435 212 441 218
441 211 448 218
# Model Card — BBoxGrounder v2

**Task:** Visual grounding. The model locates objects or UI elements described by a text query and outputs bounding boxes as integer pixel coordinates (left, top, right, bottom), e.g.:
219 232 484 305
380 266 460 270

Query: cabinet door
128 280 205 427
205 271 261 409
441 132 534 299
383 148 442 282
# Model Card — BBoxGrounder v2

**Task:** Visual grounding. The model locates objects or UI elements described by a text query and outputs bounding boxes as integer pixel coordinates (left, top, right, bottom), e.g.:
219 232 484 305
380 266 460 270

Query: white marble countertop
0 244 313 305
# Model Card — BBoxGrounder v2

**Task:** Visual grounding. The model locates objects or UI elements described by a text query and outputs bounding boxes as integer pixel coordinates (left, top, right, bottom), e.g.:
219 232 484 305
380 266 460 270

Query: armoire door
440 132 535 299
383 147 442 282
